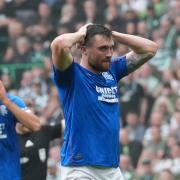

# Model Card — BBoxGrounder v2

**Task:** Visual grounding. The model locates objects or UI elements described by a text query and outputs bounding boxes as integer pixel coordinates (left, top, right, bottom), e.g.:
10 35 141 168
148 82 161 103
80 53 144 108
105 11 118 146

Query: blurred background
0 0 180 179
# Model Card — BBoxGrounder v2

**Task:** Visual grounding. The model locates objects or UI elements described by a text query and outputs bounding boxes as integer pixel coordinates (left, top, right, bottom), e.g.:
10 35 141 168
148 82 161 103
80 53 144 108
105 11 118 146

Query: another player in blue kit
51 24 158 179
0 80 41 180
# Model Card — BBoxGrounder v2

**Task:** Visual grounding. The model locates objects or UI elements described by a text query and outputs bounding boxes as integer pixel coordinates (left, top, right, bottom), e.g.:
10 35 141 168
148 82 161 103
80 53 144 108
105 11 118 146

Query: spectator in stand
144 111 170 141
152 96 173 123
158 169 174 180
120 154 137 180
0 0 15 59
153 143 180 179
136 158 156 180
120 128 143 168
30 36 47 63
150 36 172 71
125 111 146 142
125 22 137 35
104 5 123 31
18 70 35 98
150 0 167 18
161 69 180 96
118 73 147 125
137 21 152 39
169 110 180 139
0 73 15 92
58 3 78 32
14 36 32 64
8 20 25 49
142 4 159 31
2 46 15 64
164 134 178 159
81 0 104 24
144 126 166 160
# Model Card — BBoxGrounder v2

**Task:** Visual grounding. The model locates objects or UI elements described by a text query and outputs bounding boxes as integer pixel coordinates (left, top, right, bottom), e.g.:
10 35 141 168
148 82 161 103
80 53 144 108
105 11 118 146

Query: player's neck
80 58 100 74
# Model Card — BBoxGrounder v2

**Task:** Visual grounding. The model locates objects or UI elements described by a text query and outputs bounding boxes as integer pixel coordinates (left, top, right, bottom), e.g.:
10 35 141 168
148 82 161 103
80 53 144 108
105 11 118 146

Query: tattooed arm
125 52 154 73
112 31 158 74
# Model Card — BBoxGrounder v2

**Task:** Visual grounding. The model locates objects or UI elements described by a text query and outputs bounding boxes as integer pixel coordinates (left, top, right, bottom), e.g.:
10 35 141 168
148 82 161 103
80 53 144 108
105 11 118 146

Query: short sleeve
110 56 128 82
10 95 27 109
52 63 74 87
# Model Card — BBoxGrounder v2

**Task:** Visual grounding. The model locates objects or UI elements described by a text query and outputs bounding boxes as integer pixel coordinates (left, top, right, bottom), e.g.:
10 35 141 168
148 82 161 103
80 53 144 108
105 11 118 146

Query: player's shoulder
7 93 26 107
111 55 127 62
8 93 23 102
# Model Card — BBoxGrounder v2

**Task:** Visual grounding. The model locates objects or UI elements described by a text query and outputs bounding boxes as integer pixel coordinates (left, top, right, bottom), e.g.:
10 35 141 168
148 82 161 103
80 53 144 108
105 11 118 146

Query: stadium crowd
0 0 180 179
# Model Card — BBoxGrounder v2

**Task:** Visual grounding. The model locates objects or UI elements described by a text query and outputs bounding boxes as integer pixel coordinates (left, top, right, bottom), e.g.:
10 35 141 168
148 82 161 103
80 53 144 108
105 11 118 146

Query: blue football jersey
52 56 128 167
0 94 27 180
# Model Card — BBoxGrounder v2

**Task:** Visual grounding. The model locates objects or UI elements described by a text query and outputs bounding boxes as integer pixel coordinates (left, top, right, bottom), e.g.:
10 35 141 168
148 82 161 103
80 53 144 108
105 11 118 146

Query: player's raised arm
112 31 158 74
51 23 91 71
0 80 41 132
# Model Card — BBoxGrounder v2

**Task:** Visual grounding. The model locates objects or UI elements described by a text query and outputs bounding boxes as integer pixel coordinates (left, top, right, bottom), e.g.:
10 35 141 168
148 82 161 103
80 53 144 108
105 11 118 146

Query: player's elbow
51 36 66 50
31 119 41 132
148 42 159 56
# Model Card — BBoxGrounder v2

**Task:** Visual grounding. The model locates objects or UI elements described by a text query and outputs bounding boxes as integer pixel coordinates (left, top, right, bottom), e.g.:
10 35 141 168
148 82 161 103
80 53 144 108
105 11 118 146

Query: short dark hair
83 24 112 46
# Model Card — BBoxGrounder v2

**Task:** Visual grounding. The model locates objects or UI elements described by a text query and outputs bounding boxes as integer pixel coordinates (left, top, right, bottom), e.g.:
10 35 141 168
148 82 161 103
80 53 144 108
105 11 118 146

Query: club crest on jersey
102 72 114 80
0 105 8 116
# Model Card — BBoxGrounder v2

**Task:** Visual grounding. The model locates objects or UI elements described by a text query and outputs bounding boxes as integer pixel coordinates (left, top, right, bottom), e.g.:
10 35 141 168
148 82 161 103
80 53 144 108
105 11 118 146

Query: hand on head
76 23 93 48
78 23 93 37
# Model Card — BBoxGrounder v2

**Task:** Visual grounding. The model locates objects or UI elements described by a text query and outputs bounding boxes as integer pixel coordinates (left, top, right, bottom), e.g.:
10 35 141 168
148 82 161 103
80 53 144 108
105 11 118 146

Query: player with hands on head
51 23 158 180
0 80 41 180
